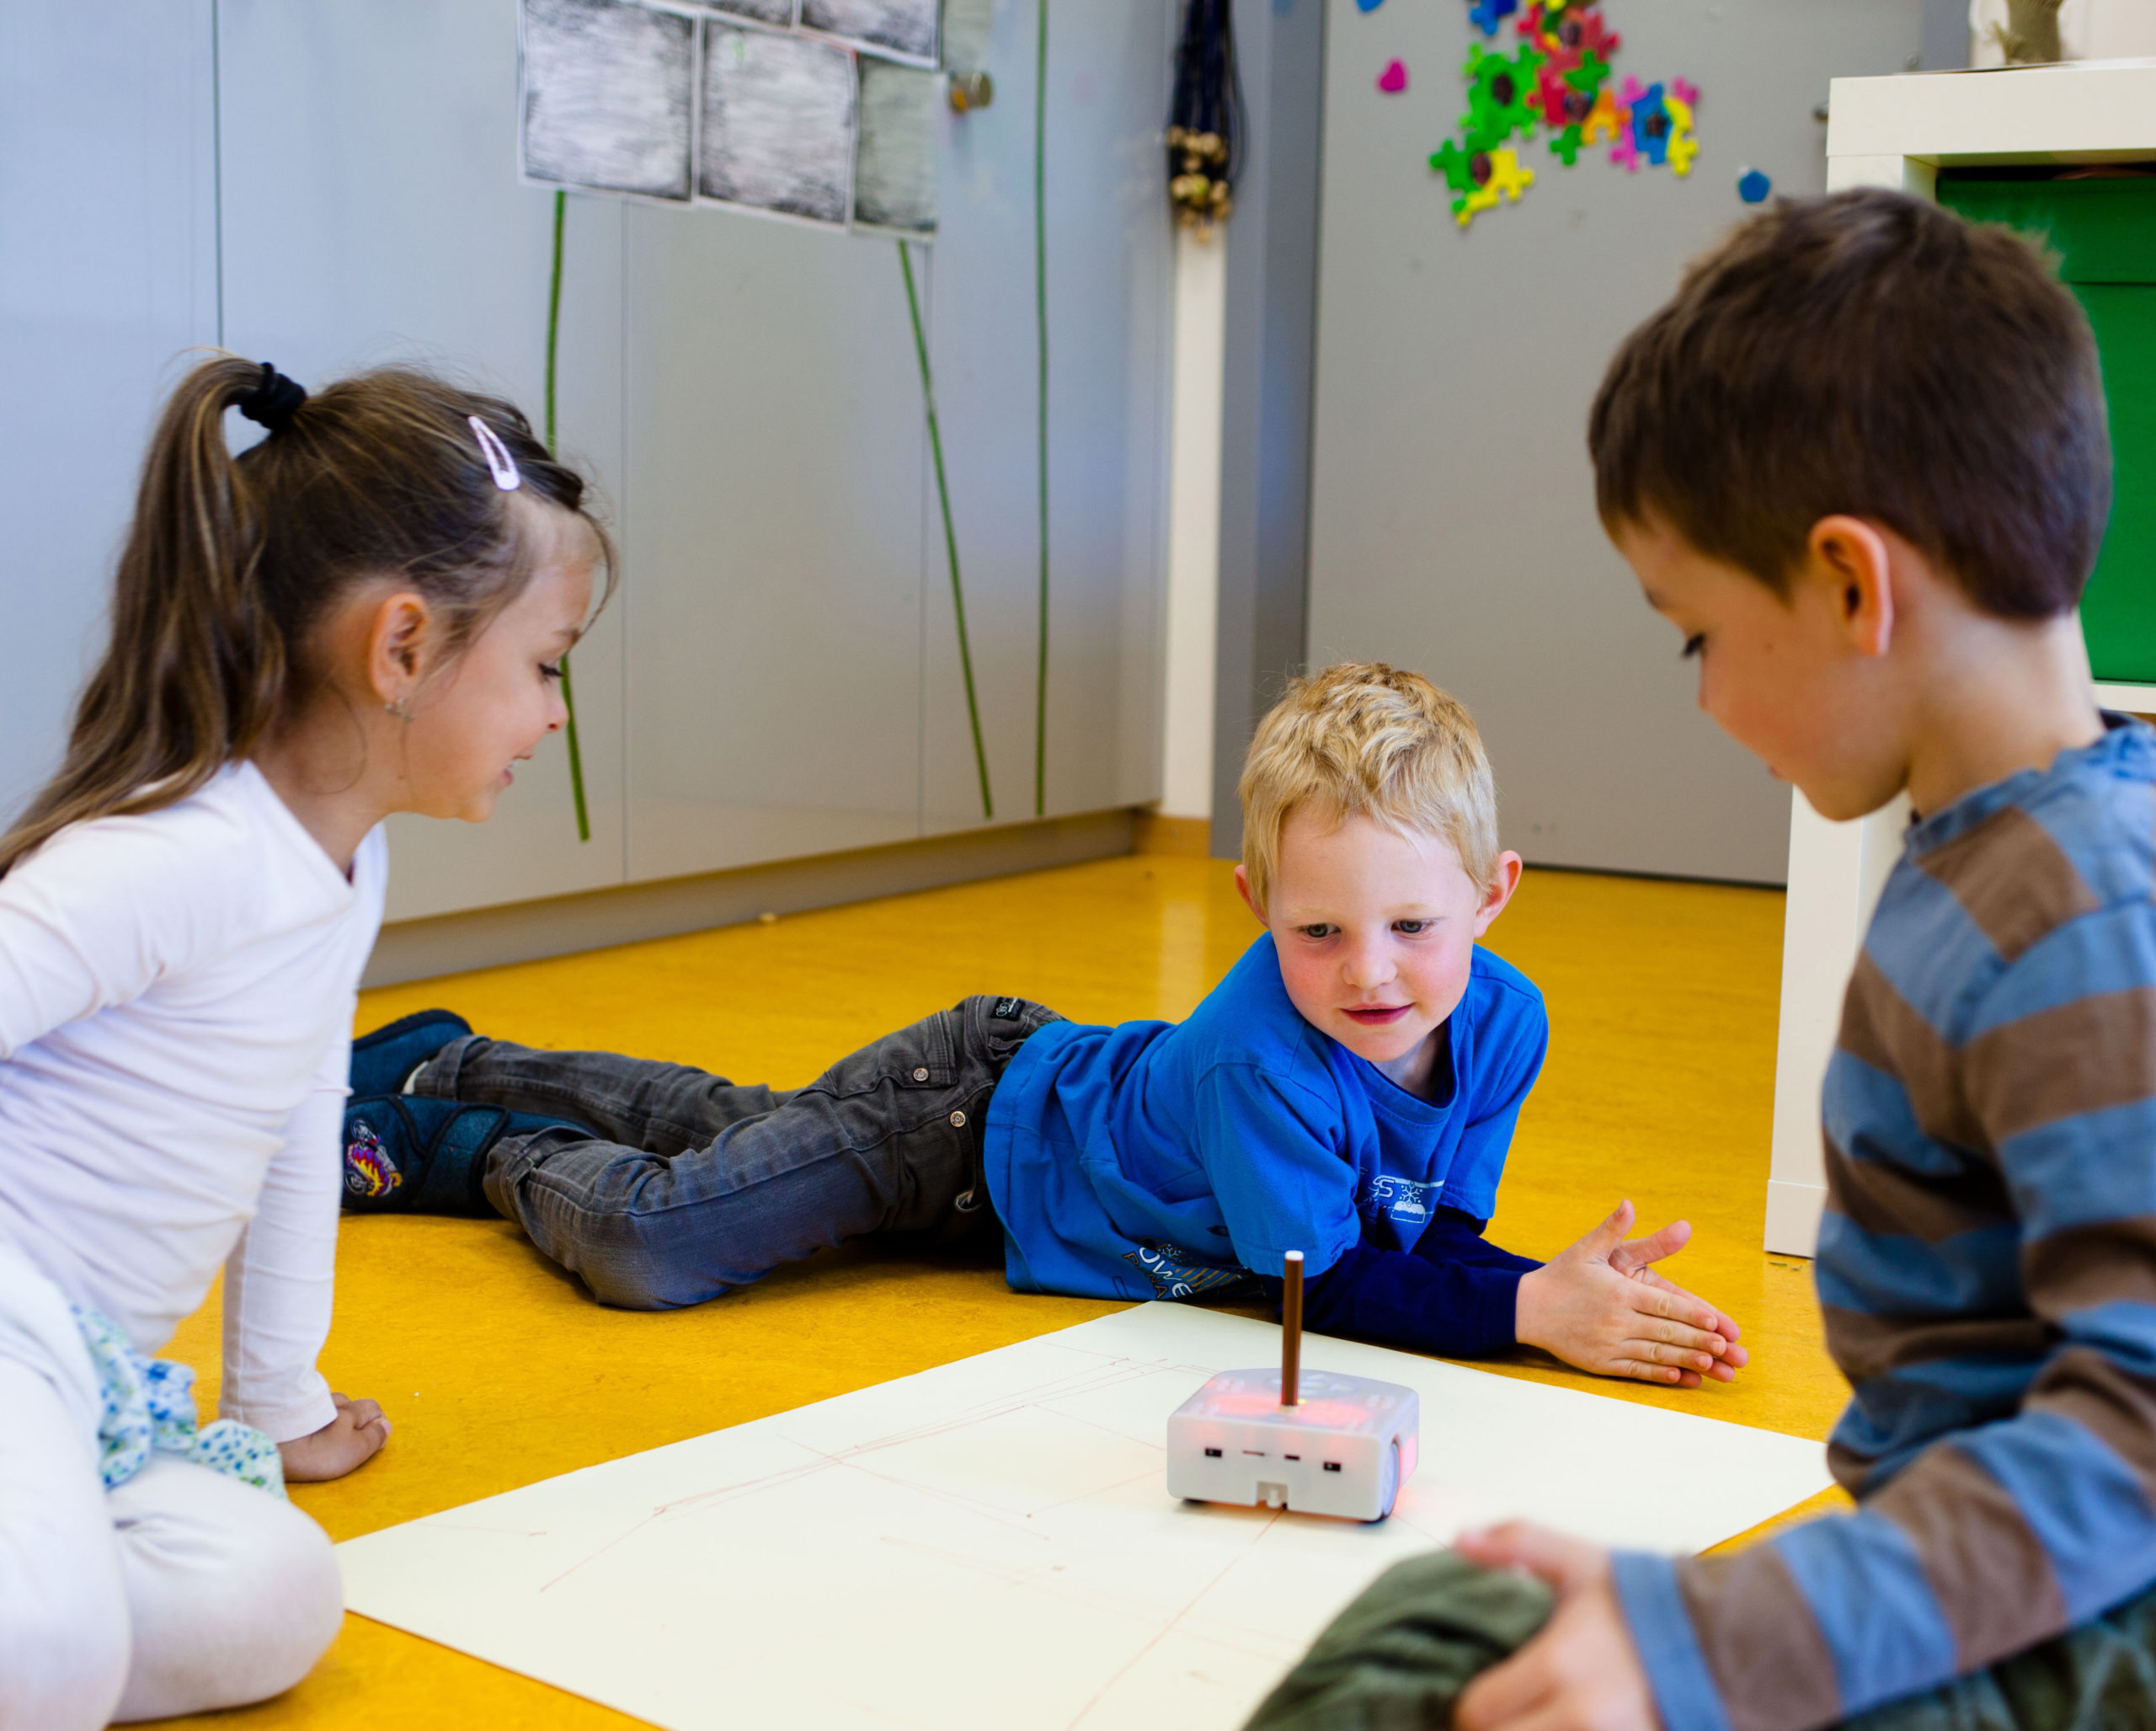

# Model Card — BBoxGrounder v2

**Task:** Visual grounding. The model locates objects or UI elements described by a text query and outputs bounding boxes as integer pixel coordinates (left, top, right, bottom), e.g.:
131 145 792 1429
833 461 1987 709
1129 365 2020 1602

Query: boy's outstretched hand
1454 1524 1660 1731
279 1391 392 1482
1514 1200 1747 1386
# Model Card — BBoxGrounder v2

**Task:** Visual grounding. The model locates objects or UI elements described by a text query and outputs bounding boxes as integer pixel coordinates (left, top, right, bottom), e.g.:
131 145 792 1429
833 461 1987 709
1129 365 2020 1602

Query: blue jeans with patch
414 995 1061 1310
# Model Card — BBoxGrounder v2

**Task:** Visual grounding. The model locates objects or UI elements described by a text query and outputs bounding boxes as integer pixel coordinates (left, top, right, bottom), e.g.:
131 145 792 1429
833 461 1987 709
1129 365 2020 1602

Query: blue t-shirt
984 933 1550 1301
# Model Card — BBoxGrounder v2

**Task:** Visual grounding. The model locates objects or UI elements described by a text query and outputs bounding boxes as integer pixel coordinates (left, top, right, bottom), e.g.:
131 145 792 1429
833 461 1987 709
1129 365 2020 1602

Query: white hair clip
469 416 522 492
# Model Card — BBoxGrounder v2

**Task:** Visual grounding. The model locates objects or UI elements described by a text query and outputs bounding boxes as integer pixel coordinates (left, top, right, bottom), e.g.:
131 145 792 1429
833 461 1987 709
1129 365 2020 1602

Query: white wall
1305 0 1924 884
0 6 219 822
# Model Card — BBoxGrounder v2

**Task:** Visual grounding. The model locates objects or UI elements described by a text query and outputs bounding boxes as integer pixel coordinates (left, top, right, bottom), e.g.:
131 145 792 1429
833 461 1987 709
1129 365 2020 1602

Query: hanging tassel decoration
1166 0 1244 240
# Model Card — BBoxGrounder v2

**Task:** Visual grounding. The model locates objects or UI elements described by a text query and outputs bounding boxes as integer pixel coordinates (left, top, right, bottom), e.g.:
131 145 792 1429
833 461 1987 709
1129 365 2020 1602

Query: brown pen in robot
1281 1250 1304 1408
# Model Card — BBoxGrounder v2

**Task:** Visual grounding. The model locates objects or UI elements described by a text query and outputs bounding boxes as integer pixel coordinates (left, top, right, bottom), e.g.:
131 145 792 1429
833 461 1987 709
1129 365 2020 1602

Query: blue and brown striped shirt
1614 719 2156 1731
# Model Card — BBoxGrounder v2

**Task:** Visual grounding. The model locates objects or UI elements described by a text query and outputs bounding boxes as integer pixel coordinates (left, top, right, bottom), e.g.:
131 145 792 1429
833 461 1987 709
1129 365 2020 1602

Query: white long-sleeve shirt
0 761 384 1441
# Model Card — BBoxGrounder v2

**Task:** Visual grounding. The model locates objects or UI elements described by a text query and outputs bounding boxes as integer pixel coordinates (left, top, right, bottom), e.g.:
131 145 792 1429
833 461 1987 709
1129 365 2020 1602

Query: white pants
0 1247 342 1728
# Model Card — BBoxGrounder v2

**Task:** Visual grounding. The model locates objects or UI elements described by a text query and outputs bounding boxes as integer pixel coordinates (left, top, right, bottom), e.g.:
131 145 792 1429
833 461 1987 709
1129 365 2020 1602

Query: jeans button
913 1067 929 1082
949 1109 968 1128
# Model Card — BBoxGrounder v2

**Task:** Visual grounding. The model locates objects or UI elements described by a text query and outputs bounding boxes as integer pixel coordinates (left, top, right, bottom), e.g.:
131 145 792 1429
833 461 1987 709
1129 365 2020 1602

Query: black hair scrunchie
234 362 308 435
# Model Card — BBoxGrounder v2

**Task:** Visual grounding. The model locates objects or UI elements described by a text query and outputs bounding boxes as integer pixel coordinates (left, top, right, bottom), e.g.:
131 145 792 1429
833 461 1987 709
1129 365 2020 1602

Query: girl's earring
384 697 414 723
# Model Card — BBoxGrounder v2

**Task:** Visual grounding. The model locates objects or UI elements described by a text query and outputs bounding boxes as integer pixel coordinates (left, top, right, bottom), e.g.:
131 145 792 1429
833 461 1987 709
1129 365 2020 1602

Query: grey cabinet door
618 206 930 881
216 0 630 923
922 0 1175 833
0 3 220 822
632 0 1175 869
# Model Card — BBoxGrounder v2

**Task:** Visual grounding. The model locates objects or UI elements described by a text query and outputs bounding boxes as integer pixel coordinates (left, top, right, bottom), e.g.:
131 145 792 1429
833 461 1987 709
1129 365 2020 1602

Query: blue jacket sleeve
1410 1209 1543 1275
1274 1210 1541 1360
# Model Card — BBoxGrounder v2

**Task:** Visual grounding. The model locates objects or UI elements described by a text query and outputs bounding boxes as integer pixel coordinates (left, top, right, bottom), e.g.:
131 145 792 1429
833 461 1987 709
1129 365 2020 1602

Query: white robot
1165 1251 1420 1522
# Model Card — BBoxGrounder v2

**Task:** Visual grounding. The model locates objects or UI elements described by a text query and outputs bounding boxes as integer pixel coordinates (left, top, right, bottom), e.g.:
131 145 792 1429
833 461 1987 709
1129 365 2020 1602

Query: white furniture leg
1765 789 1907 1255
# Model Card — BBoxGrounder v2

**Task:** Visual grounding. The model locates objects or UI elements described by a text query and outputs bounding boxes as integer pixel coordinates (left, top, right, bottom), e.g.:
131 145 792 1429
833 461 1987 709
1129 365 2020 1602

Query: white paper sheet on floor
336 1302 1833 1731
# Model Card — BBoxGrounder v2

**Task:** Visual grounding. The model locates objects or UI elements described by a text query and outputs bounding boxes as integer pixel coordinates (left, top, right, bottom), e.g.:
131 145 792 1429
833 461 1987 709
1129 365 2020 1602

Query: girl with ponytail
0 355 611 1728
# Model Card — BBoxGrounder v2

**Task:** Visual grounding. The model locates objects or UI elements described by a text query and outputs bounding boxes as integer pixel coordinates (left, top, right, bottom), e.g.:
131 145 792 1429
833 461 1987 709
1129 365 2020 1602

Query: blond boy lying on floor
341 663 1747 1389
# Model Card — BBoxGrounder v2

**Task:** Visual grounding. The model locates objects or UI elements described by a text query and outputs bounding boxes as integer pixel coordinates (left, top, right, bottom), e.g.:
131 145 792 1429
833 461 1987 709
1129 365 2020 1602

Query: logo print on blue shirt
1360 1175 1439 1225
1122 1241 1251 1301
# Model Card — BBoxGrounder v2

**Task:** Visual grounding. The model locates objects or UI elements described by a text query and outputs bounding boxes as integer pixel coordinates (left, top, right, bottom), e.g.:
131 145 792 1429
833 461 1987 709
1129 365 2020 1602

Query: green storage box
1940 177 2156 683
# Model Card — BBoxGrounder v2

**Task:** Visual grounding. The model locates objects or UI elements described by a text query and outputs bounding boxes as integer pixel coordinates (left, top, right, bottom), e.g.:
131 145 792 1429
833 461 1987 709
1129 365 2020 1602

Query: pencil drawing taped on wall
801 0 941 67
520 0 694 201
700 25 857 227
854 59 941 234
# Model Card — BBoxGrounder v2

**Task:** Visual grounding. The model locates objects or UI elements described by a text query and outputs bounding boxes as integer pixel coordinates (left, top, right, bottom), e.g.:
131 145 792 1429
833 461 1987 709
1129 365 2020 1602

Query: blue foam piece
1630 82 1671 166
1357 0 1386 11
1738 168 1773 204
1468 0 1518 35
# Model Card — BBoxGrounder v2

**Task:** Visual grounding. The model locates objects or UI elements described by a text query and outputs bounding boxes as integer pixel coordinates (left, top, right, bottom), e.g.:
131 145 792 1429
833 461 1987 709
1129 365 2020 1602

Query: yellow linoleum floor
149 855 1851 1729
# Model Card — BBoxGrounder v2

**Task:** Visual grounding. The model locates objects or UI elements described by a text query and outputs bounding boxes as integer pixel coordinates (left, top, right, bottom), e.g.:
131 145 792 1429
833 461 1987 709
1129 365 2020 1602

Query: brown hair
1239 662 1499 912
1589 188 2111 619
0 355 614 877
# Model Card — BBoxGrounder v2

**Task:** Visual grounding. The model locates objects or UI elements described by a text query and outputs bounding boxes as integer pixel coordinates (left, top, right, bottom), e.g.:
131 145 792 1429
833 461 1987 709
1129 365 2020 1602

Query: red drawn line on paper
1061 1509 1286 1729
533 1344 1230 1596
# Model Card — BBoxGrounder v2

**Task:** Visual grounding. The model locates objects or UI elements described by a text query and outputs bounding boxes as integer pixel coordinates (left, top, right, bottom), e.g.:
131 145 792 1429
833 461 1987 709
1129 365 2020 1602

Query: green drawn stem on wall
899 241 995 821
1033 0 1051 818
545 187 592 844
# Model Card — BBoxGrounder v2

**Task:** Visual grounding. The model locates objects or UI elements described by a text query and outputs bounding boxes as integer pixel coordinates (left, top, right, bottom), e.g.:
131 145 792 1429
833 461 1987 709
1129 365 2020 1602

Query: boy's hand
1454 1524 1661 1731
1515 1200 1748 1386
279 1392 392 1482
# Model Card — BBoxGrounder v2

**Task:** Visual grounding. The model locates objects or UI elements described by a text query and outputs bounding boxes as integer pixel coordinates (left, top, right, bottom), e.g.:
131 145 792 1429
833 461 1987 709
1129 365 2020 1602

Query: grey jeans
414 994 1061 1310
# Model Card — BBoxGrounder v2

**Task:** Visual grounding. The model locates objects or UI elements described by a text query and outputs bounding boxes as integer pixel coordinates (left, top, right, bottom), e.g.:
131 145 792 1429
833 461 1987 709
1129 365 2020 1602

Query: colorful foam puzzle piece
1454 147 1536 227
1468 0 1520 35
1663 90 1697 176
1482 148 1534 199
1581 85 1623 146
1529 63 1572 124
1534 56 1609 163
1573 9 1620 61
1520 1 1620 67
1533 51 1606 121
1378 58 1408 94
1518 3 1571 67
1630 82 1672 168
1570 49 1611 88
1607 73 1645 168
1737 167 1772 203
1461 41 1545 148
1430 138 1481 195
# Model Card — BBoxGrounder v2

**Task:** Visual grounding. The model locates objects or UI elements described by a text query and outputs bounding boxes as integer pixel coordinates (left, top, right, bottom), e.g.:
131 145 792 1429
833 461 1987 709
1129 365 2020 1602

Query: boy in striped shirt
1294 190 2156 1729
